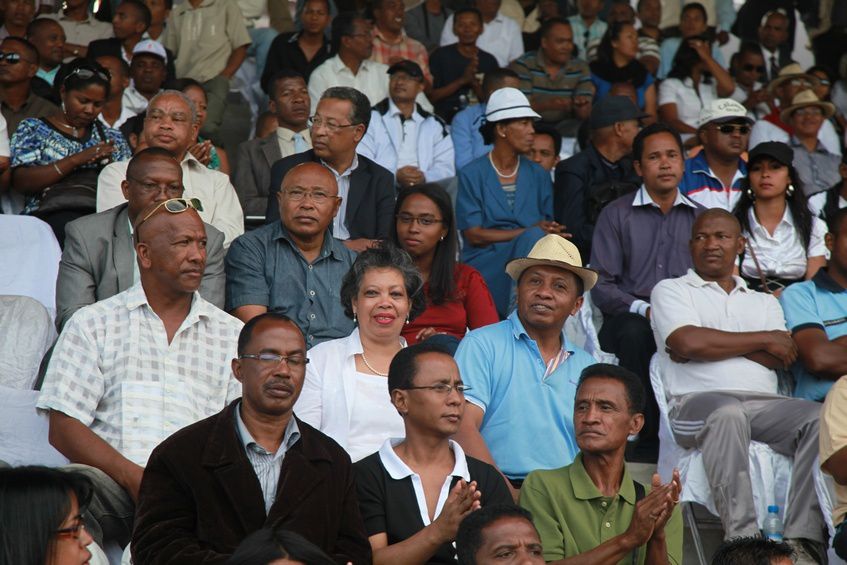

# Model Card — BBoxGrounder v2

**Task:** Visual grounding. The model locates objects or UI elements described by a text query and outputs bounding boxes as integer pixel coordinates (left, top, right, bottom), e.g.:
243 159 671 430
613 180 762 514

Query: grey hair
147 89 198 126
319 86 372 131
339 243 426 322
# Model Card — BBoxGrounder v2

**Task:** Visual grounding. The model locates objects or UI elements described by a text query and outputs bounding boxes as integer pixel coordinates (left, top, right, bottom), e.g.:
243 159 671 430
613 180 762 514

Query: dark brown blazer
131 401 371 564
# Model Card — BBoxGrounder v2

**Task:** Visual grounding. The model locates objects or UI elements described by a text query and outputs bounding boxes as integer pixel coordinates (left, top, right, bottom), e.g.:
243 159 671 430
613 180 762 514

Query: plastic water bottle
763 505 784 542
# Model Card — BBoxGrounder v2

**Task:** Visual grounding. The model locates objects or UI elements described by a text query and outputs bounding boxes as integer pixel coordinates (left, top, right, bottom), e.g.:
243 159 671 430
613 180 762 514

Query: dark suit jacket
264 150 396 240
56 203 225 330
231 132 283 218
131 402 371 565
87 37 177 81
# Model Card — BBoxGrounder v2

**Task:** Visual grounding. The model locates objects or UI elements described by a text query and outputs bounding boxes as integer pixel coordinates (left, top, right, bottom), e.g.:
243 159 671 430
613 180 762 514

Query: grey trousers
65 464 135 548
201 75 231 147
669 391 824 542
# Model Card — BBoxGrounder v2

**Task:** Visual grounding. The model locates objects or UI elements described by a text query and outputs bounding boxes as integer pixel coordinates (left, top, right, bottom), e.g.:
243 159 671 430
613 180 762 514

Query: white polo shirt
650 269 786 399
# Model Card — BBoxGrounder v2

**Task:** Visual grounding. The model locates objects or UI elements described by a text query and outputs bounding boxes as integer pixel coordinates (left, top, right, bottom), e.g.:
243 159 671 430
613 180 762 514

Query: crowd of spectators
3 0 847 563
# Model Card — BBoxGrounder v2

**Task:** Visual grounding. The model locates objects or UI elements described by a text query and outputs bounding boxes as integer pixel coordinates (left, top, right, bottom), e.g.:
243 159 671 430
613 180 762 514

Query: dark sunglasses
62 67 111 85
714 124 750 135
0 51 32 64
741 64 766 73
135 197 204 231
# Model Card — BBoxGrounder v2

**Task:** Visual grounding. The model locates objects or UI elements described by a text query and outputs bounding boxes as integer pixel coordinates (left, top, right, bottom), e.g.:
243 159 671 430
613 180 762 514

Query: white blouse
740 207 827 280
347 373 406 462
294 328 407 461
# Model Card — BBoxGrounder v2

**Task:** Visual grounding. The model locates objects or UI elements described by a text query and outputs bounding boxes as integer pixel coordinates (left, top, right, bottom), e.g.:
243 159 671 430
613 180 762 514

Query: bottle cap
768 505 779 513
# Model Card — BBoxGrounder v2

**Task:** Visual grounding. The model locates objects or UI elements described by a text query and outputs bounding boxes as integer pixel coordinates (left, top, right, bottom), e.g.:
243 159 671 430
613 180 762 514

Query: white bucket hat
485 87 541 123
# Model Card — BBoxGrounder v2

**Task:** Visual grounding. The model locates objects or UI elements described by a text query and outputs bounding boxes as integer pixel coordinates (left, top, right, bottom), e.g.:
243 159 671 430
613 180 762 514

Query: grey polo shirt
224 221 357 347
789 136 842 196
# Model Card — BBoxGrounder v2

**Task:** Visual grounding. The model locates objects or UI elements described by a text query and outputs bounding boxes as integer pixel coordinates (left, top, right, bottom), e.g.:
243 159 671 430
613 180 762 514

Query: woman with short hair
295 243 427 462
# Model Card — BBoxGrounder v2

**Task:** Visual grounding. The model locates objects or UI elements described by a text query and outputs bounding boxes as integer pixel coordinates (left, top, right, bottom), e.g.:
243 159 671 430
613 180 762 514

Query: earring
746 187 755 200
439 235 445 241
405 315 410 325
353 312 357 324
786 184 795 197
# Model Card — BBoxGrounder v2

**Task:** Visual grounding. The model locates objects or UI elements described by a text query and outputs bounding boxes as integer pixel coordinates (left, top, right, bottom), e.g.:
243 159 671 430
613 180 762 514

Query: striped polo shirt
509 51 594 123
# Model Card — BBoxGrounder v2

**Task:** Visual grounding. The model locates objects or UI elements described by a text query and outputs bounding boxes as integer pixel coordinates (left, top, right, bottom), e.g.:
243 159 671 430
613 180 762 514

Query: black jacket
264 150 396 240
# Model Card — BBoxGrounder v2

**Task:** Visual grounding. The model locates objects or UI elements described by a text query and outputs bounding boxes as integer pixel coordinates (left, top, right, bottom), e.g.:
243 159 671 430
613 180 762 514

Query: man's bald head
277 162 342 242
135 204 207 296
691 208 741 239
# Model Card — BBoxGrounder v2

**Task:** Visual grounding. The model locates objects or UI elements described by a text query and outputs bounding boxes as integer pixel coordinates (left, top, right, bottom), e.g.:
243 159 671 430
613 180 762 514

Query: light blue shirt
455 311 596 480
451 103 491 171
657 37 725 79
567 15 607 59
780 269 847 401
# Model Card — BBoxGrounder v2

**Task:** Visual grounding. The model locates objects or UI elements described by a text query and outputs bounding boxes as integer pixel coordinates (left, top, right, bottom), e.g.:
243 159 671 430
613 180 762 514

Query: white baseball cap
485 87 541 123
697 99 753 128
132 39 167 64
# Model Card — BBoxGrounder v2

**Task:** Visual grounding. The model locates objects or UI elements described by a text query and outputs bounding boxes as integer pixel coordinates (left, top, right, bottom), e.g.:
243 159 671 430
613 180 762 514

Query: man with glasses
56 147 225 330
38 195 243 550
96 89 244 247
0 36 57 135
680 99 753 210
358 60 454 188
132 312 371 563
228 162 356 345
308 14 390 113
264 86 395 253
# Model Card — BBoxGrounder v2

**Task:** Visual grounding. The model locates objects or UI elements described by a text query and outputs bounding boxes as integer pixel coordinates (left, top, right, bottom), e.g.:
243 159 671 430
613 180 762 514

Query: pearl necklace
360 351 388 377
488 151 519 178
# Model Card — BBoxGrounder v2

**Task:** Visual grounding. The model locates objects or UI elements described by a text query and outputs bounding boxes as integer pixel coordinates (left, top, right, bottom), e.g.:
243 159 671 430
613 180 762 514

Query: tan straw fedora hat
505 234 598 290
780 89 836 123
766 63 820 95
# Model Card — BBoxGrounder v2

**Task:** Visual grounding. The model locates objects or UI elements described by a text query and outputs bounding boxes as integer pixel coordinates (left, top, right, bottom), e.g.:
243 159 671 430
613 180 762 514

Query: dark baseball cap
589 96 650 130
387 60 424 81
748 142 794 167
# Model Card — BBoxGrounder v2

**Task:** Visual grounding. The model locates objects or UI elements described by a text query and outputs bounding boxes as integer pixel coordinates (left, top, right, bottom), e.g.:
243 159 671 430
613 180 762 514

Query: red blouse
402 263 500 345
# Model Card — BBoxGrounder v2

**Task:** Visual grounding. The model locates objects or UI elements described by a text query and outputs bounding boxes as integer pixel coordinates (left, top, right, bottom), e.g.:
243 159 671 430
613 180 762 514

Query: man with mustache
227 162 357 348
650 208 825 564
132 312 371 563
38 197 243 550
679 99 752 211
590 123 704 464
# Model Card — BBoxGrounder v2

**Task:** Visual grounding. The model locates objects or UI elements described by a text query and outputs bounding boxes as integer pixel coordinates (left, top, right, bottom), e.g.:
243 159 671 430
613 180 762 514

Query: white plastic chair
0 215 61 320
649 355 835 564
564 290 617 364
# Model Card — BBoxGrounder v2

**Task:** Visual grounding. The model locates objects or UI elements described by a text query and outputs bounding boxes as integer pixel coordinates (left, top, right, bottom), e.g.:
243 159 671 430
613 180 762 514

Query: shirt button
308 334 313 340
308 265 313 270
601 501 607 507
309 290 316 296
310 313 316 319
605 522 611 528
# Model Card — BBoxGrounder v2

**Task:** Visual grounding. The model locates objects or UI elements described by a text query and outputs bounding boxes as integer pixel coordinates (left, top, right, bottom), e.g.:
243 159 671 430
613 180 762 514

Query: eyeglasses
793 107 824 117
0 51 32 65
135 197 204 231
396 213 443 227
239 353 310 368
741 64 766 73
281 188 337 203
404 383 472 395
126 174 183 196
714 124 751 135
55 515 86 540
62 67 111 86
308 115 360 133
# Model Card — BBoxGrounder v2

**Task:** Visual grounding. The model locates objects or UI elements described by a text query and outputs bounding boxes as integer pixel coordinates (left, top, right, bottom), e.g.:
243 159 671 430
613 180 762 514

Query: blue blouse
12 117 131 214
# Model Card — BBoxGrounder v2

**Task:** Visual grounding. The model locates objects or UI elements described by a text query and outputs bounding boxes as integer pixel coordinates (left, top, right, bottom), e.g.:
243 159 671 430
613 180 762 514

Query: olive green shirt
519 452 682 564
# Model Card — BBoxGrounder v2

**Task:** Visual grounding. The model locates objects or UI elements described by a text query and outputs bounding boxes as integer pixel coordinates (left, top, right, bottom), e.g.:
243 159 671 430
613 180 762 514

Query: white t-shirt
658 77 718 141
650 269 786 398
346 371 405 462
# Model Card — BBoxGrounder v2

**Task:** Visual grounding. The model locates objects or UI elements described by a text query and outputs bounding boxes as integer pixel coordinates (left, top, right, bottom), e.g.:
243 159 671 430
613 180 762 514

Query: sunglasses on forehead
134 198 204 231
62 66 111 86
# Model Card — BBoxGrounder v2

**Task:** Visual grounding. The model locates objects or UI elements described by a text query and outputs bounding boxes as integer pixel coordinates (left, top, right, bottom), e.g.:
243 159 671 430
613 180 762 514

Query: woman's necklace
57 114 79 137
488 151 519 178
360 351 388 377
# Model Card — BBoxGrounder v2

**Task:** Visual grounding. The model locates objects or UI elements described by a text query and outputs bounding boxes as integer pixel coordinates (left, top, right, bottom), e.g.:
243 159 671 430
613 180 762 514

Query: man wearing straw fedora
454 234 598 499
783 90 842 196
749 63 842 157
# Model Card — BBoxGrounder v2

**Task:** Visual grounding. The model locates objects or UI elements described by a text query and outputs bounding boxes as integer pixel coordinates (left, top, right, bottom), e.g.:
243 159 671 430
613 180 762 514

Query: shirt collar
683 268 751 293
374 26 407 45
570 452 638 504
632 185 697 209
321 154 359 178
59 11 96 23
235 401 301 457
331 54 375 74
378 438 471 481
388 98 422 122
747 205 794 230
789 135 831 155
689 151 748 183
812 268 847 293
124 280 213 321
508 310 574 354
276 127 310 143
273 221 342 260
